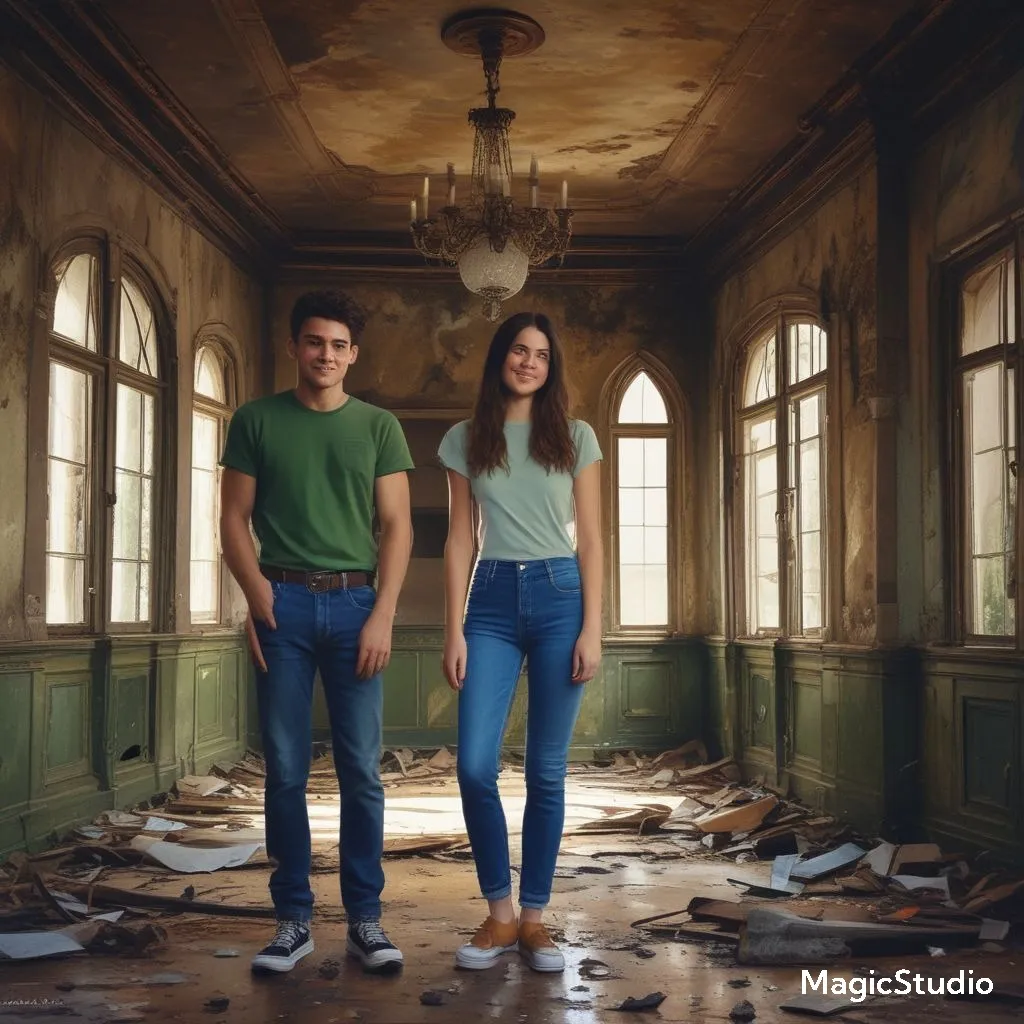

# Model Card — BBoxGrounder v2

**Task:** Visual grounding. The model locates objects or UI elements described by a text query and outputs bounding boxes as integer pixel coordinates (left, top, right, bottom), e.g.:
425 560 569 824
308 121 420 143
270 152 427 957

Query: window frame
947 232 1022 648
733 307 831 641
34 235 172 638
603 355 684 637
189 340 237 628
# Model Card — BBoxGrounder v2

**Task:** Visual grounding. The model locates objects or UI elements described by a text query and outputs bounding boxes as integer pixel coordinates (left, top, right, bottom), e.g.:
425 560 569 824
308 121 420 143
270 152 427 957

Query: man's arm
220 468 263 602
220 466 275 670
355 470 412 678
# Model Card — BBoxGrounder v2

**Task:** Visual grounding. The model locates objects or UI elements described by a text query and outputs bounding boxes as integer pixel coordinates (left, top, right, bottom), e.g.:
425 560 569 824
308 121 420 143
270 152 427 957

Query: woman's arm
572 460 603 681
442 469 476 688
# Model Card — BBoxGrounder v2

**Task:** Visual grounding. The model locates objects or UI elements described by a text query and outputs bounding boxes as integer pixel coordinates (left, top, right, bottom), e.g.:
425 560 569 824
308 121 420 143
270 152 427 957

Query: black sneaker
251 920 314 973
346 919 403 973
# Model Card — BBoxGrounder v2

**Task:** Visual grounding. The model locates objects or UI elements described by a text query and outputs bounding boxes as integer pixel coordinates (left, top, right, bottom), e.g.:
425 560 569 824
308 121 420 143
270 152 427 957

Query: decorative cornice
0 0 285 278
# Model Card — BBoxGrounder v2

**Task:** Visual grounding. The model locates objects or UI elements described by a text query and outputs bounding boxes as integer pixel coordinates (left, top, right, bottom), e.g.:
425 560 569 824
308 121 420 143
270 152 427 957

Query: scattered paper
130 835 262 873
891 874 950 898
790 843 865 880
979 919 1010 941
143 816 189 833
0 932 84 960
770 854 806 895
175 775 230 797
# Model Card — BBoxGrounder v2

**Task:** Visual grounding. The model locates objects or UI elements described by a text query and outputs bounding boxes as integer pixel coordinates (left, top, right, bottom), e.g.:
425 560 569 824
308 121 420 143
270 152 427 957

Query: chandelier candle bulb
530 184 538 208
410 198 417 223
560 179 568 209
421 176 429 217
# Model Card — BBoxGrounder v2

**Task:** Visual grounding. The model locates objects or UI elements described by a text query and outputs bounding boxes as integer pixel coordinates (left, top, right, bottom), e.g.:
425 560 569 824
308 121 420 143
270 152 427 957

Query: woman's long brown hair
466 312 575 476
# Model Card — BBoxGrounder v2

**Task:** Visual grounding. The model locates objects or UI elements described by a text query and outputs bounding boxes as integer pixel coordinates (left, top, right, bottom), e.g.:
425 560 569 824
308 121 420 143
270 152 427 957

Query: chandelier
410 9 573 322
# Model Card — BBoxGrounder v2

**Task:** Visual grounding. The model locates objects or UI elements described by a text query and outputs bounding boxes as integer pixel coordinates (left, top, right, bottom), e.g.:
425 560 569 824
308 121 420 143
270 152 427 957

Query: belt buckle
307 572 330 594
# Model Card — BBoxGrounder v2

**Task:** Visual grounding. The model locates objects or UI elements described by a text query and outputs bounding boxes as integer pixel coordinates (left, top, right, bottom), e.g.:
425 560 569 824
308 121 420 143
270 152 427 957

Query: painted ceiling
96 0 926 237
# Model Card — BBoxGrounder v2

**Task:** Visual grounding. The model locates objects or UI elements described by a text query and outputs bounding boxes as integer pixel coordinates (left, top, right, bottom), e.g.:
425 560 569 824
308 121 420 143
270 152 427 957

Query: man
219 289 413 976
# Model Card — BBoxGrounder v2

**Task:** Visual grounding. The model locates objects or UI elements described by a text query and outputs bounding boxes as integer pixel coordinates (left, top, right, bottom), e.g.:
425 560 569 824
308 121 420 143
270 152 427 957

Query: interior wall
0 66 265 639
711 164 879 642
0 65 263 853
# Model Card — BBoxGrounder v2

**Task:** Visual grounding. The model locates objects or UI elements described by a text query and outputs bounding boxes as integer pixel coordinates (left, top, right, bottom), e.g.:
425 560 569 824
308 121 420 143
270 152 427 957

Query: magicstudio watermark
802 967 995 1001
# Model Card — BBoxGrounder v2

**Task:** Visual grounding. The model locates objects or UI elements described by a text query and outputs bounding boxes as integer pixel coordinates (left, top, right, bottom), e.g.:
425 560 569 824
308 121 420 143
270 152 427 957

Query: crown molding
276 231 690 282
0 0 285 278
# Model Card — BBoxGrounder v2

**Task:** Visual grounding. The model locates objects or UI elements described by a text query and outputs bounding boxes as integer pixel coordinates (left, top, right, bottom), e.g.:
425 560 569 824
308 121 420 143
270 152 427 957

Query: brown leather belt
260 566 375 593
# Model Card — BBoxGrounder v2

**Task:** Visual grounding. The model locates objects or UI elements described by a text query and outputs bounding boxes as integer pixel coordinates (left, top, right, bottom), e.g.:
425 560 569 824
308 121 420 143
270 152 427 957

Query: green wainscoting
921 648 1023 859
707 640 924 840
305 632 706 758
0 633 250 856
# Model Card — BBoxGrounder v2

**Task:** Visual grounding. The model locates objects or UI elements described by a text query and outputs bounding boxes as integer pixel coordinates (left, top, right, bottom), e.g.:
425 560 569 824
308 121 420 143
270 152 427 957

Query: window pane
617 371 668 424
113 383 155 625
788 323 827 384
113 470 141 560
47 461 88 555
964 359 1014 636
46 556 85 626
48 363 91 464
644 526 667 565
643 564 668 625
643 488 667 527
47 362 92 626
52 254 97 351
801 531 822 630
643 437 667 487
111 560 140 623
619 564 646 625
193 411 220 471
119 277 158 377
190 560 218 624
619 489 644 526
618 526 644 563
972 556 1011 636
617 438 644 486
742 332 776 407
116 387 143 473
961 253 1010 356
194 347 226 402
745 413 778 632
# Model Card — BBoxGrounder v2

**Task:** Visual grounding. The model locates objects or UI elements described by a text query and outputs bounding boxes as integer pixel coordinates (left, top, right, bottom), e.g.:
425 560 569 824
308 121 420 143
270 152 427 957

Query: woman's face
501 326 550 397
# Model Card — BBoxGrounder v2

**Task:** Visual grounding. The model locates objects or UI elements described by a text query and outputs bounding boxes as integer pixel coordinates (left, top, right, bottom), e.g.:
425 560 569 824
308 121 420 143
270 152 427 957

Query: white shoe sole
346 937 404 973
251 938 314 973
519 947 565 973
455 942 519 970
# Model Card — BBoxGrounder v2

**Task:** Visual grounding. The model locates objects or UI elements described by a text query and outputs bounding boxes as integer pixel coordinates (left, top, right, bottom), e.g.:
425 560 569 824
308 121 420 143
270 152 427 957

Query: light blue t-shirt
438 419 602 561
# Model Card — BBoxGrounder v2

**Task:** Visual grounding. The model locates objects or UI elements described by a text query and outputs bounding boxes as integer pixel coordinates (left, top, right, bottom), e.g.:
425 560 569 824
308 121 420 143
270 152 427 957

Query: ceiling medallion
410 8 573 321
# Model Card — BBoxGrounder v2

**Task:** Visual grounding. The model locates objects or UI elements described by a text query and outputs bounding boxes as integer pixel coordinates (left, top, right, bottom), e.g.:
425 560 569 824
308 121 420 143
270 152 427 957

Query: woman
438 311 603 974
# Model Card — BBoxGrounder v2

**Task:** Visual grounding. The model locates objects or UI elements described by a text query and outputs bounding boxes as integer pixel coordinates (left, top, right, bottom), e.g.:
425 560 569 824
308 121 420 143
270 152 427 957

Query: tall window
738 318 828 637
955 248 1019 640
613 369 674 628
46 245 164 631
191 345 232 624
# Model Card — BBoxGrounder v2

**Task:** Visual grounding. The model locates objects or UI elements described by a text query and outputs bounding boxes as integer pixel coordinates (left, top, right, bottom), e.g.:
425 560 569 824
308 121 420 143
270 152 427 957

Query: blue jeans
253 581 384 923
457 557 585 910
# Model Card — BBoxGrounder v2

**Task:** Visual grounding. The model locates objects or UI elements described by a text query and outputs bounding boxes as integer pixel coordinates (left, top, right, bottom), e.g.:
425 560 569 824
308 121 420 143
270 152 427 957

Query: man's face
287 316 358 390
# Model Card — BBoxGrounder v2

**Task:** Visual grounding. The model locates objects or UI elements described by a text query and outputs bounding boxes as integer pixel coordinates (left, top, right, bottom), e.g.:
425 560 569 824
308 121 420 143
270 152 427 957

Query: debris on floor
1 737 1021 1017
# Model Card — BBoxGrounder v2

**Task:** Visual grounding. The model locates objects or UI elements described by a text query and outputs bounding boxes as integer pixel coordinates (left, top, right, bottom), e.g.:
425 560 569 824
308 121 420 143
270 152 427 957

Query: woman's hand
572 626 602 683
442 631 468 691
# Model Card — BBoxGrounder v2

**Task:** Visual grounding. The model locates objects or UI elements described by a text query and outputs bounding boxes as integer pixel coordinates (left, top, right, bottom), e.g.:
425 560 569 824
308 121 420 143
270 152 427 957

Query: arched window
190 343 233 624
610 365 677 629
46 243 167 630
737 317 828 636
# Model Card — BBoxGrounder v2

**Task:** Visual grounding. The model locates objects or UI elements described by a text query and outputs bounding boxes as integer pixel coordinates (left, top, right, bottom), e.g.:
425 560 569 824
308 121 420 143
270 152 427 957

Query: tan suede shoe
517 921 565 973
454 916 519 970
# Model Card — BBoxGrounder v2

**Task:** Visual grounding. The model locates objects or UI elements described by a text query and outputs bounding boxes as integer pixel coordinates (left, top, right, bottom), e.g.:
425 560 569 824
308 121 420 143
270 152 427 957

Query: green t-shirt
438 419 602 561
220 391 413 572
